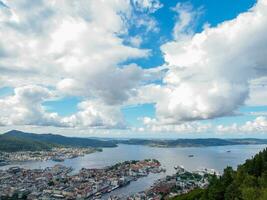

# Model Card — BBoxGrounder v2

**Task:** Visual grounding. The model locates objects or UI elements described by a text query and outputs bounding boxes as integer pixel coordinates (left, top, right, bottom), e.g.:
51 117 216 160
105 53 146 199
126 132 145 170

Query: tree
172 148 267 200
225 182 241 200
241 187 260 200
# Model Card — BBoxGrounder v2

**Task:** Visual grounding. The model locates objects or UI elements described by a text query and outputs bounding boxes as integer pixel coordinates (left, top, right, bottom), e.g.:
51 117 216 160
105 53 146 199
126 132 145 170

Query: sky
0 0 267 138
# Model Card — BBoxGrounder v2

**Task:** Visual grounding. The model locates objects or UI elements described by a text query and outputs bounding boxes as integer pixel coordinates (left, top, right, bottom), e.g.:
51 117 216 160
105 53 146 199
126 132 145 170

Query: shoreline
0 147 101 167
0 159 164 199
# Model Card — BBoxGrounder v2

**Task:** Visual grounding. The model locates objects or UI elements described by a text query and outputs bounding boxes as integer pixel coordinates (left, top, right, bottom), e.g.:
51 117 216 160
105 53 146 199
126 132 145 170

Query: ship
52 157 64 162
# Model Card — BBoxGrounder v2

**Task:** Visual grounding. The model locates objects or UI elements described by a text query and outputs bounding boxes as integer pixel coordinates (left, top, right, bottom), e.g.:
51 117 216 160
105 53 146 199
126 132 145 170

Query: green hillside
0 130 117 152
172 148 267 200
117 138 267 147
0 134 55 152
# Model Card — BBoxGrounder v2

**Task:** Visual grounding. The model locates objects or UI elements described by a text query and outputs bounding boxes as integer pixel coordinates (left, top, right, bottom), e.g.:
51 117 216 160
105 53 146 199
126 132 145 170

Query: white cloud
172 2 203 40
0 0 150 104
246 77 267 106
132 0 162 13
0 85 125 129
141 117 212 133
134 14 159 33
249 111 267 116
153 0 267 124
128 35 143 47
62 100 125 129
0 0 156 129
0 85 62 126
127 84 166 105
140 115 267 135
1 0 267 135
217 116 267 133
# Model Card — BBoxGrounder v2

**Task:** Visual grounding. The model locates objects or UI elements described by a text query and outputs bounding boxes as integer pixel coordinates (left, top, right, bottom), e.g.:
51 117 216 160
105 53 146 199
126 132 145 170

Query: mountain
172 148 267 200
0 130 117 152
116 138 267 147
0 133 55 152
230 138 267 145
1 130 267 152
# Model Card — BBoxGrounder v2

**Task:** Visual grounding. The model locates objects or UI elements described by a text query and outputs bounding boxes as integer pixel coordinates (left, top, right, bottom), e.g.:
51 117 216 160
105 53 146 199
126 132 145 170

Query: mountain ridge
0 130 117 152
1 130 267 152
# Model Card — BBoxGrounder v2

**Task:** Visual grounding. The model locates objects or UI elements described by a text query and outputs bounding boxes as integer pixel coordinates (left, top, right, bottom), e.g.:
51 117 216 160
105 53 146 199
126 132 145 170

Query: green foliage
0 130 117 152
172 189 204 200
172 148 267 200
119 138 267 147
0 134 55 152
48 180 55 186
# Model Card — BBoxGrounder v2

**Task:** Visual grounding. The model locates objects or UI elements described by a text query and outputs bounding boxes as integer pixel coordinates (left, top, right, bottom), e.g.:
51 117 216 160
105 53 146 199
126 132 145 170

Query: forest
173 148 267 200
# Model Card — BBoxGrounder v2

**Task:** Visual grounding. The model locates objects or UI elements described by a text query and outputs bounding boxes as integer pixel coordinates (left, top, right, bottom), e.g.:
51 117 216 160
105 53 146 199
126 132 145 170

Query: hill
117 138 267 147
172 148 267 200
0 130 117 152
0 134 56 152
1 130 267 152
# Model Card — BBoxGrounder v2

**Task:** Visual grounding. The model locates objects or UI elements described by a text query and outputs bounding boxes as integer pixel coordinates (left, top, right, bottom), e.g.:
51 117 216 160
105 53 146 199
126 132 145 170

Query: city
111 166 217 200
0 148 100 166
0 159 165 199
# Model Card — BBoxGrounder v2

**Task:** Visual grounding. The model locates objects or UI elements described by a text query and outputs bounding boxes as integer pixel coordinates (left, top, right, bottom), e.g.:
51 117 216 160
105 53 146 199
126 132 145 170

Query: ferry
52 157 64 162
174 165 184 170
107 185 119 192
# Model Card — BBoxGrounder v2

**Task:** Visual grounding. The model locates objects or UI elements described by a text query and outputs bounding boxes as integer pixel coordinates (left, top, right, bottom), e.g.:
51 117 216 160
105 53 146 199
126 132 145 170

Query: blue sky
0 0 267 138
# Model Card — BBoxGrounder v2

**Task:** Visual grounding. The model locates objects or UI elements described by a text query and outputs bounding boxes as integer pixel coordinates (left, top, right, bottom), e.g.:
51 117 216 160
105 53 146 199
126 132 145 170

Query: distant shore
0 147 101 166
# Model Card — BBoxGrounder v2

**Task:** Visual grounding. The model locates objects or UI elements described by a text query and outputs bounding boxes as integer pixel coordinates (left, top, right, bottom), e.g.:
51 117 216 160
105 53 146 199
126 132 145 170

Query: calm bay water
1 144 266 198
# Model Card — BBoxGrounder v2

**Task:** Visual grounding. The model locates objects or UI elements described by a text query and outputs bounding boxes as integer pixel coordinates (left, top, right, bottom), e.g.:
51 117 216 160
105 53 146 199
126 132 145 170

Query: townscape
0 156 219 200
109 166 217 200
0 148 99 166
0 159 165 200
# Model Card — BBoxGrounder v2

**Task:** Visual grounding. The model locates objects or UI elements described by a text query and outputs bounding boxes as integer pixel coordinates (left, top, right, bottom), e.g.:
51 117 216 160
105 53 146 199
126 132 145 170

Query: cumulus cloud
62 101 125 129
128 36 143 47
172 2 203 40
0 85 62 126
138 116 267 134
0 0 151 104
217 116 267 133
1 0 267 134
0 0 160 129
132 0 162 13
246 77 267 106
153 0 267 124
141 117 212 133
0 85 125 129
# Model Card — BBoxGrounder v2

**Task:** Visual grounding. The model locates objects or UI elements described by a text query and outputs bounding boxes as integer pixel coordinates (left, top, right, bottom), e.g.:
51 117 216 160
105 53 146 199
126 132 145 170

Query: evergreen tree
173 148 267 200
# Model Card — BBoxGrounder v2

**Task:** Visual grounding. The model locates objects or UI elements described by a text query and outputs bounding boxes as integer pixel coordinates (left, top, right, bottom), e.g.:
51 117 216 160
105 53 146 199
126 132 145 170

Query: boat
107 185 119 193
0 160 9 166
188 154 194 157
174 165 185 170
95 192 102 198
52 157 64 162
0 162 8 166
